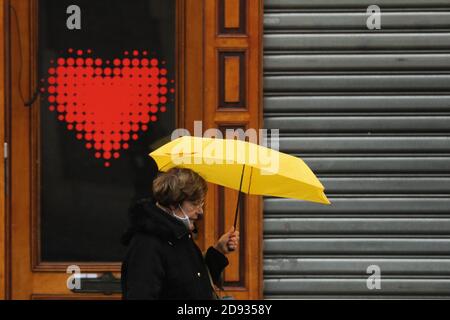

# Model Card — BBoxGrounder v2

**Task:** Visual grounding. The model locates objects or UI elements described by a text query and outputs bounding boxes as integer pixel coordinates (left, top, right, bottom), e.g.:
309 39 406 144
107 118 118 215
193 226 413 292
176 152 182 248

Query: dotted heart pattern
41 49 174 167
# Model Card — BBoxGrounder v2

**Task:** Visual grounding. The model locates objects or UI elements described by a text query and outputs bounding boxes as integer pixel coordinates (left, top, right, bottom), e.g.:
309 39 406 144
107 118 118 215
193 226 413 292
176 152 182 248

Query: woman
121 167 239 300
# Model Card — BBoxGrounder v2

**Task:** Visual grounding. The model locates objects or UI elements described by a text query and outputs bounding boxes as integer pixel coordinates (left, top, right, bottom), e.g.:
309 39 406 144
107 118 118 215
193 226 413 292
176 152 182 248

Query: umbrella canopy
150 136 330 205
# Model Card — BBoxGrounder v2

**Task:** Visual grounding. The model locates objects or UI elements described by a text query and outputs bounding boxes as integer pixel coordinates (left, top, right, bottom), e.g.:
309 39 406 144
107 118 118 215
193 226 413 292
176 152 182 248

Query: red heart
42 49 173 167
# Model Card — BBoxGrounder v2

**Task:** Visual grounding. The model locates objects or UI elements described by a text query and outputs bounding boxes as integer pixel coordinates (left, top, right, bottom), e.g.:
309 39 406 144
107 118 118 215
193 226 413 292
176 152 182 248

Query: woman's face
172 199 204 230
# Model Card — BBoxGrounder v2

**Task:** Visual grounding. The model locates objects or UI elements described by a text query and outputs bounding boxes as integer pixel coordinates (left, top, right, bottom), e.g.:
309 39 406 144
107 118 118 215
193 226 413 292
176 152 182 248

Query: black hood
121 198 190 246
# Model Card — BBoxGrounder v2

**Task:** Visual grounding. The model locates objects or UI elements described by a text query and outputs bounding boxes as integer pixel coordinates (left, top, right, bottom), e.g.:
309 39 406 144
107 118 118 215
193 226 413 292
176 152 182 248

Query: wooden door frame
0 0 7 301
1 0 263 299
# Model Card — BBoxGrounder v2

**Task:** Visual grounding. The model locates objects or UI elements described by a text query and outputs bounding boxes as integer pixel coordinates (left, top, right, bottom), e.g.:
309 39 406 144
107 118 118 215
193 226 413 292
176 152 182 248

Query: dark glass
38 0 176 262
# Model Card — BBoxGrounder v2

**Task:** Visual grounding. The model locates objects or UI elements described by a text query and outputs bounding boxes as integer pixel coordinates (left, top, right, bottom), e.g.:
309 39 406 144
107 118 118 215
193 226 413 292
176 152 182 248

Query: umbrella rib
247 166 253 195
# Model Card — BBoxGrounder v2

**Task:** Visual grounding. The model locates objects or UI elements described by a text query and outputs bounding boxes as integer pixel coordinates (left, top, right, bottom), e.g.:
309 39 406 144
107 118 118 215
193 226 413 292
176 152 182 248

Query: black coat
121 198 229 300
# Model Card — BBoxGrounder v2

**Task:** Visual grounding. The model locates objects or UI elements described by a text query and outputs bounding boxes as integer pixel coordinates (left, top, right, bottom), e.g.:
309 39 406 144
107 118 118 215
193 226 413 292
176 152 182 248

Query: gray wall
263 0 450 298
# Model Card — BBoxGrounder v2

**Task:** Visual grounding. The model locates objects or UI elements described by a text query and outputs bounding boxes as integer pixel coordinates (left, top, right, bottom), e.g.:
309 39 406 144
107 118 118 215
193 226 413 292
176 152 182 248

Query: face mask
172 204 191 230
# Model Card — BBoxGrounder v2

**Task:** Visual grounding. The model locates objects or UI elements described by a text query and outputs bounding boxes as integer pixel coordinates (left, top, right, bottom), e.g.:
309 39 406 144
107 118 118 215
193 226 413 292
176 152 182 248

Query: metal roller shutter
263 0 450 298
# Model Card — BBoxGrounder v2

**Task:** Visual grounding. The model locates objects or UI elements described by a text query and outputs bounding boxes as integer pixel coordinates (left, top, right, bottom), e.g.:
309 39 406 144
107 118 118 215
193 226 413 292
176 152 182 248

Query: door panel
36 0 176 264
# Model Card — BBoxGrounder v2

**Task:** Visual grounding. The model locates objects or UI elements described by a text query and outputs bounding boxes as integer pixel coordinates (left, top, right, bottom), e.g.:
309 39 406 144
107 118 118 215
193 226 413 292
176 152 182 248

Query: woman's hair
152 168 207 207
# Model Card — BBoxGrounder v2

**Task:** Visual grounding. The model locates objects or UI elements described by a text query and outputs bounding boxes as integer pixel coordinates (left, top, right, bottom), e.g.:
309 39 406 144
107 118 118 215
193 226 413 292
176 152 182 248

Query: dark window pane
38 0 176 262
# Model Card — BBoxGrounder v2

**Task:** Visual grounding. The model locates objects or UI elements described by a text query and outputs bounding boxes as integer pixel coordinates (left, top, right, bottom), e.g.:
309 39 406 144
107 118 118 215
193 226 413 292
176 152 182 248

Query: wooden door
3 0 263 299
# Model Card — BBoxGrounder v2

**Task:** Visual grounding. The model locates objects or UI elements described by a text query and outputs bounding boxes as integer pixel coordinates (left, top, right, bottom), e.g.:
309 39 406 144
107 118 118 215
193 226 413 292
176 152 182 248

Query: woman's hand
214 227 240 255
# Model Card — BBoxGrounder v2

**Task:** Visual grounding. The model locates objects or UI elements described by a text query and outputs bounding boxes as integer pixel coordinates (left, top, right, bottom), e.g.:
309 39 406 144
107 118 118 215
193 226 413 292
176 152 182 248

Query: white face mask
172 204 191 230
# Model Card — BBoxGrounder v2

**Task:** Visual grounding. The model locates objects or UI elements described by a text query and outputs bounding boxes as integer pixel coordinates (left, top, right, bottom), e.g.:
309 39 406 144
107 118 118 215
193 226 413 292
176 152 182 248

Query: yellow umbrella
150 136 330 228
